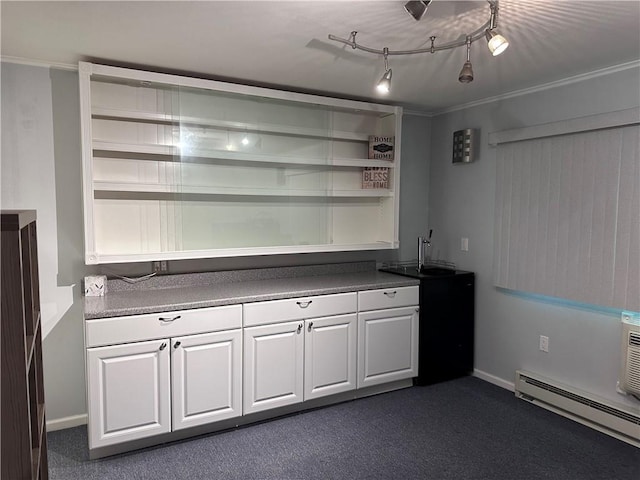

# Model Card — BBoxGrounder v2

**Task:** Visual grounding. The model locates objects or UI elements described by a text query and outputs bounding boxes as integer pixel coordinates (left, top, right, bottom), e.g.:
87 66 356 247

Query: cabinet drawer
243 292 357 327
86 305 242 347
358 286 419 311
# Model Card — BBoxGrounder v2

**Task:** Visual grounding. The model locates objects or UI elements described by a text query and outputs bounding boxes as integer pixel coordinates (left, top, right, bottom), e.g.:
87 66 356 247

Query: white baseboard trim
473 369 515 392
43 376 509 433
46 413 88 432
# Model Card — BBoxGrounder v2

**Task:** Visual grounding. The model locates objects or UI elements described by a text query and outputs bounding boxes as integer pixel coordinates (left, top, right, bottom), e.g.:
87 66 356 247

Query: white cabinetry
243 320 305 414
85 305 242 450
84 283 419 455
243 293 357 414
87 339 171 449
304 314 357 400
79 62 402 264
357 286 419 388
171 329 242 431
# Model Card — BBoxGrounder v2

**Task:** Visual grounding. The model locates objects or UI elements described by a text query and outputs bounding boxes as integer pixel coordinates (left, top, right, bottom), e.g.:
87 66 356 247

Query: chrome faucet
418 230 433 272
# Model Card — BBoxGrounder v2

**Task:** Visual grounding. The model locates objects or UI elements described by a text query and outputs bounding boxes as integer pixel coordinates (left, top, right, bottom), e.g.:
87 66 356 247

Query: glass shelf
93 141 395 169
80 62 401 264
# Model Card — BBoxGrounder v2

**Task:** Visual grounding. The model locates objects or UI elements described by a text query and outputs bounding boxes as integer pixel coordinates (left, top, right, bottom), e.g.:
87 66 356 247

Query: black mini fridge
379 265 475 385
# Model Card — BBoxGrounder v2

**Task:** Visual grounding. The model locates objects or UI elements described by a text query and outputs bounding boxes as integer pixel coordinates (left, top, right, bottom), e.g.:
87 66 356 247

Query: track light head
458 36 474 83
377 69 392 94
404 1 432 21
485 29 509 56
376 47 392 94
458 62 474 83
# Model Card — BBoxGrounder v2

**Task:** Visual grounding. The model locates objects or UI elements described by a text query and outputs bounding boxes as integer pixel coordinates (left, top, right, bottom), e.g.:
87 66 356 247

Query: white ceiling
2 1 639 112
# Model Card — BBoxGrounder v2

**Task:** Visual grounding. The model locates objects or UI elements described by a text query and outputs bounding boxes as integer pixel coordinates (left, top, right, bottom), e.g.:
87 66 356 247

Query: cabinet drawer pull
308 321 314 332
296 300 313 309
159 342 167 351
158 315 181 323
383 291 397 298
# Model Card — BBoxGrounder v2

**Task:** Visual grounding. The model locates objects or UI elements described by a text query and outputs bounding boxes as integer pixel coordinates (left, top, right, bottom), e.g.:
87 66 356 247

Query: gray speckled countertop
85 263 419 319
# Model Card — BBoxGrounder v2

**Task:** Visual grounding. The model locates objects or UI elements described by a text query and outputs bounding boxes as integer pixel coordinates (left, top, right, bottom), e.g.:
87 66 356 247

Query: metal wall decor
452 129 477 164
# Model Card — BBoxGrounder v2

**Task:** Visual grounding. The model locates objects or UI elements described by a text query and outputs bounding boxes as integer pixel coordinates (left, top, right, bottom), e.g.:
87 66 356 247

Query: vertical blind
493 125 639 311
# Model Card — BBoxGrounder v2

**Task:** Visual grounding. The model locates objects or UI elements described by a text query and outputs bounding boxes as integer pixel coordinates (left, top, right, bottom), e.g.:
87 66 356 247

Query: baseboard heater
515 370 640 447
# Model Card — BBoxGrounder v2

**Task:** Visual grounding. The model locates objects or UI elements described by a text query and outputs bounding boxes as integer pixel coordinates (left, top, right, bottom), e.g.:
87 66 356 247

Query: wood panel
1 211 49 480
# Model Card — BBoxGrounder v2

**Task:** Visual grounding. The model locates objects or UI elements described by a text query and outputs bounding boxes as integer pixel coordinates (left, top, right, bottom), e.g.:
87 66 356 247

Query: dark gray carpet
47 377 639 479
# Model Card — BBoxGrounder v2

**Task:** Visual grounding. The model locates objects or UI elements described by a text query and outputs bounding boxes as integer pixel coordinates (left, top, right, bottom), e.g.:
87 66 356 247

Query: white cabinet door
244 321 304 414
357 306 419 388
304 314 357 400
171 329 242 431
87 339 171 449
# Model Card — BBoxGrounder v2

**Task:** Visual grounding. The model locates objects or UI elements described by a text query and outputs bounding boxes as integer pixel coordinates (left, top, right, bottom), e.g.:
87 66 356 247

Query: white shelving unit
79 62 402 264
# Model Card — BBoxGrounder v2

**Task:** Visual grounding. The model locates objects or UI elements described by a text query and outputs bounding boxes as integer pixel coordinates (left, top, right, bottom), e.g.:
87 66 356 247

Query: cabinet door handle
173 341 181 349
158 315 181 323
383 291 397 298
415 307 420 313
308 321 314 332
296 300 312 309
297 323 303 333
159 342 167 351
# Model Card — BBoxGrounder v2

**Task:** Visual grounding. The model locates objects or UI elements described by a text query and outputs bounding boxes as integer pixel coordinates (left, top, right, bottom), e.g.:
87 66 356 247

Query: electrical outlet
461 237 469 251
152 261 168 274
539 335 549 353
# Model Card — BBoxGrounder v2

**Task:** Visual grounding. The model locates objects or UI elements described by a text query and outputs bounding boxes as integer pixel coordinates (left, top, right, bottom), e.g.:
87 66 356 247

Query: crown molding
402 108 433 118
435 59 640 116
3 55 638 119
1 55 77 71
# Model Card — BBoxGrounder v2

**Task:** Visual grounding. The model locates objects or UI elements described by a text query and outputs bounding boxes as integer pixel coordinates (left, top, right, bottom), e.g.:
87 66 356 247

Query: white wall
0 61 431 425
1 63 88 425
0 63 75 338
397 113 431 260
428 64 640 407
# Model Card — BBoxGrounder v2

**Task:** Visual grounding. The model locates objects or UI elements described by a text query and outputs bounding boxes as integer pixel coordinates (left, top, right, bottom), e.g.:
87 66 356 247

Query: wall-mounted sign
369 136 395 160
362 167 389 189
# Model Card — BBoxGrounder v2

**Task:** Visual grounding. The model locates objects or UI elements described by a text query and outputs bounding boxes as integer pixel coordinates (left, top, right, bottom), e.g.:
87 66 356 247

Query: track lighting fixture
404 1 432 21
376 48 392 94
458 37 474 84
485 29 509 56
328 0 509 92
